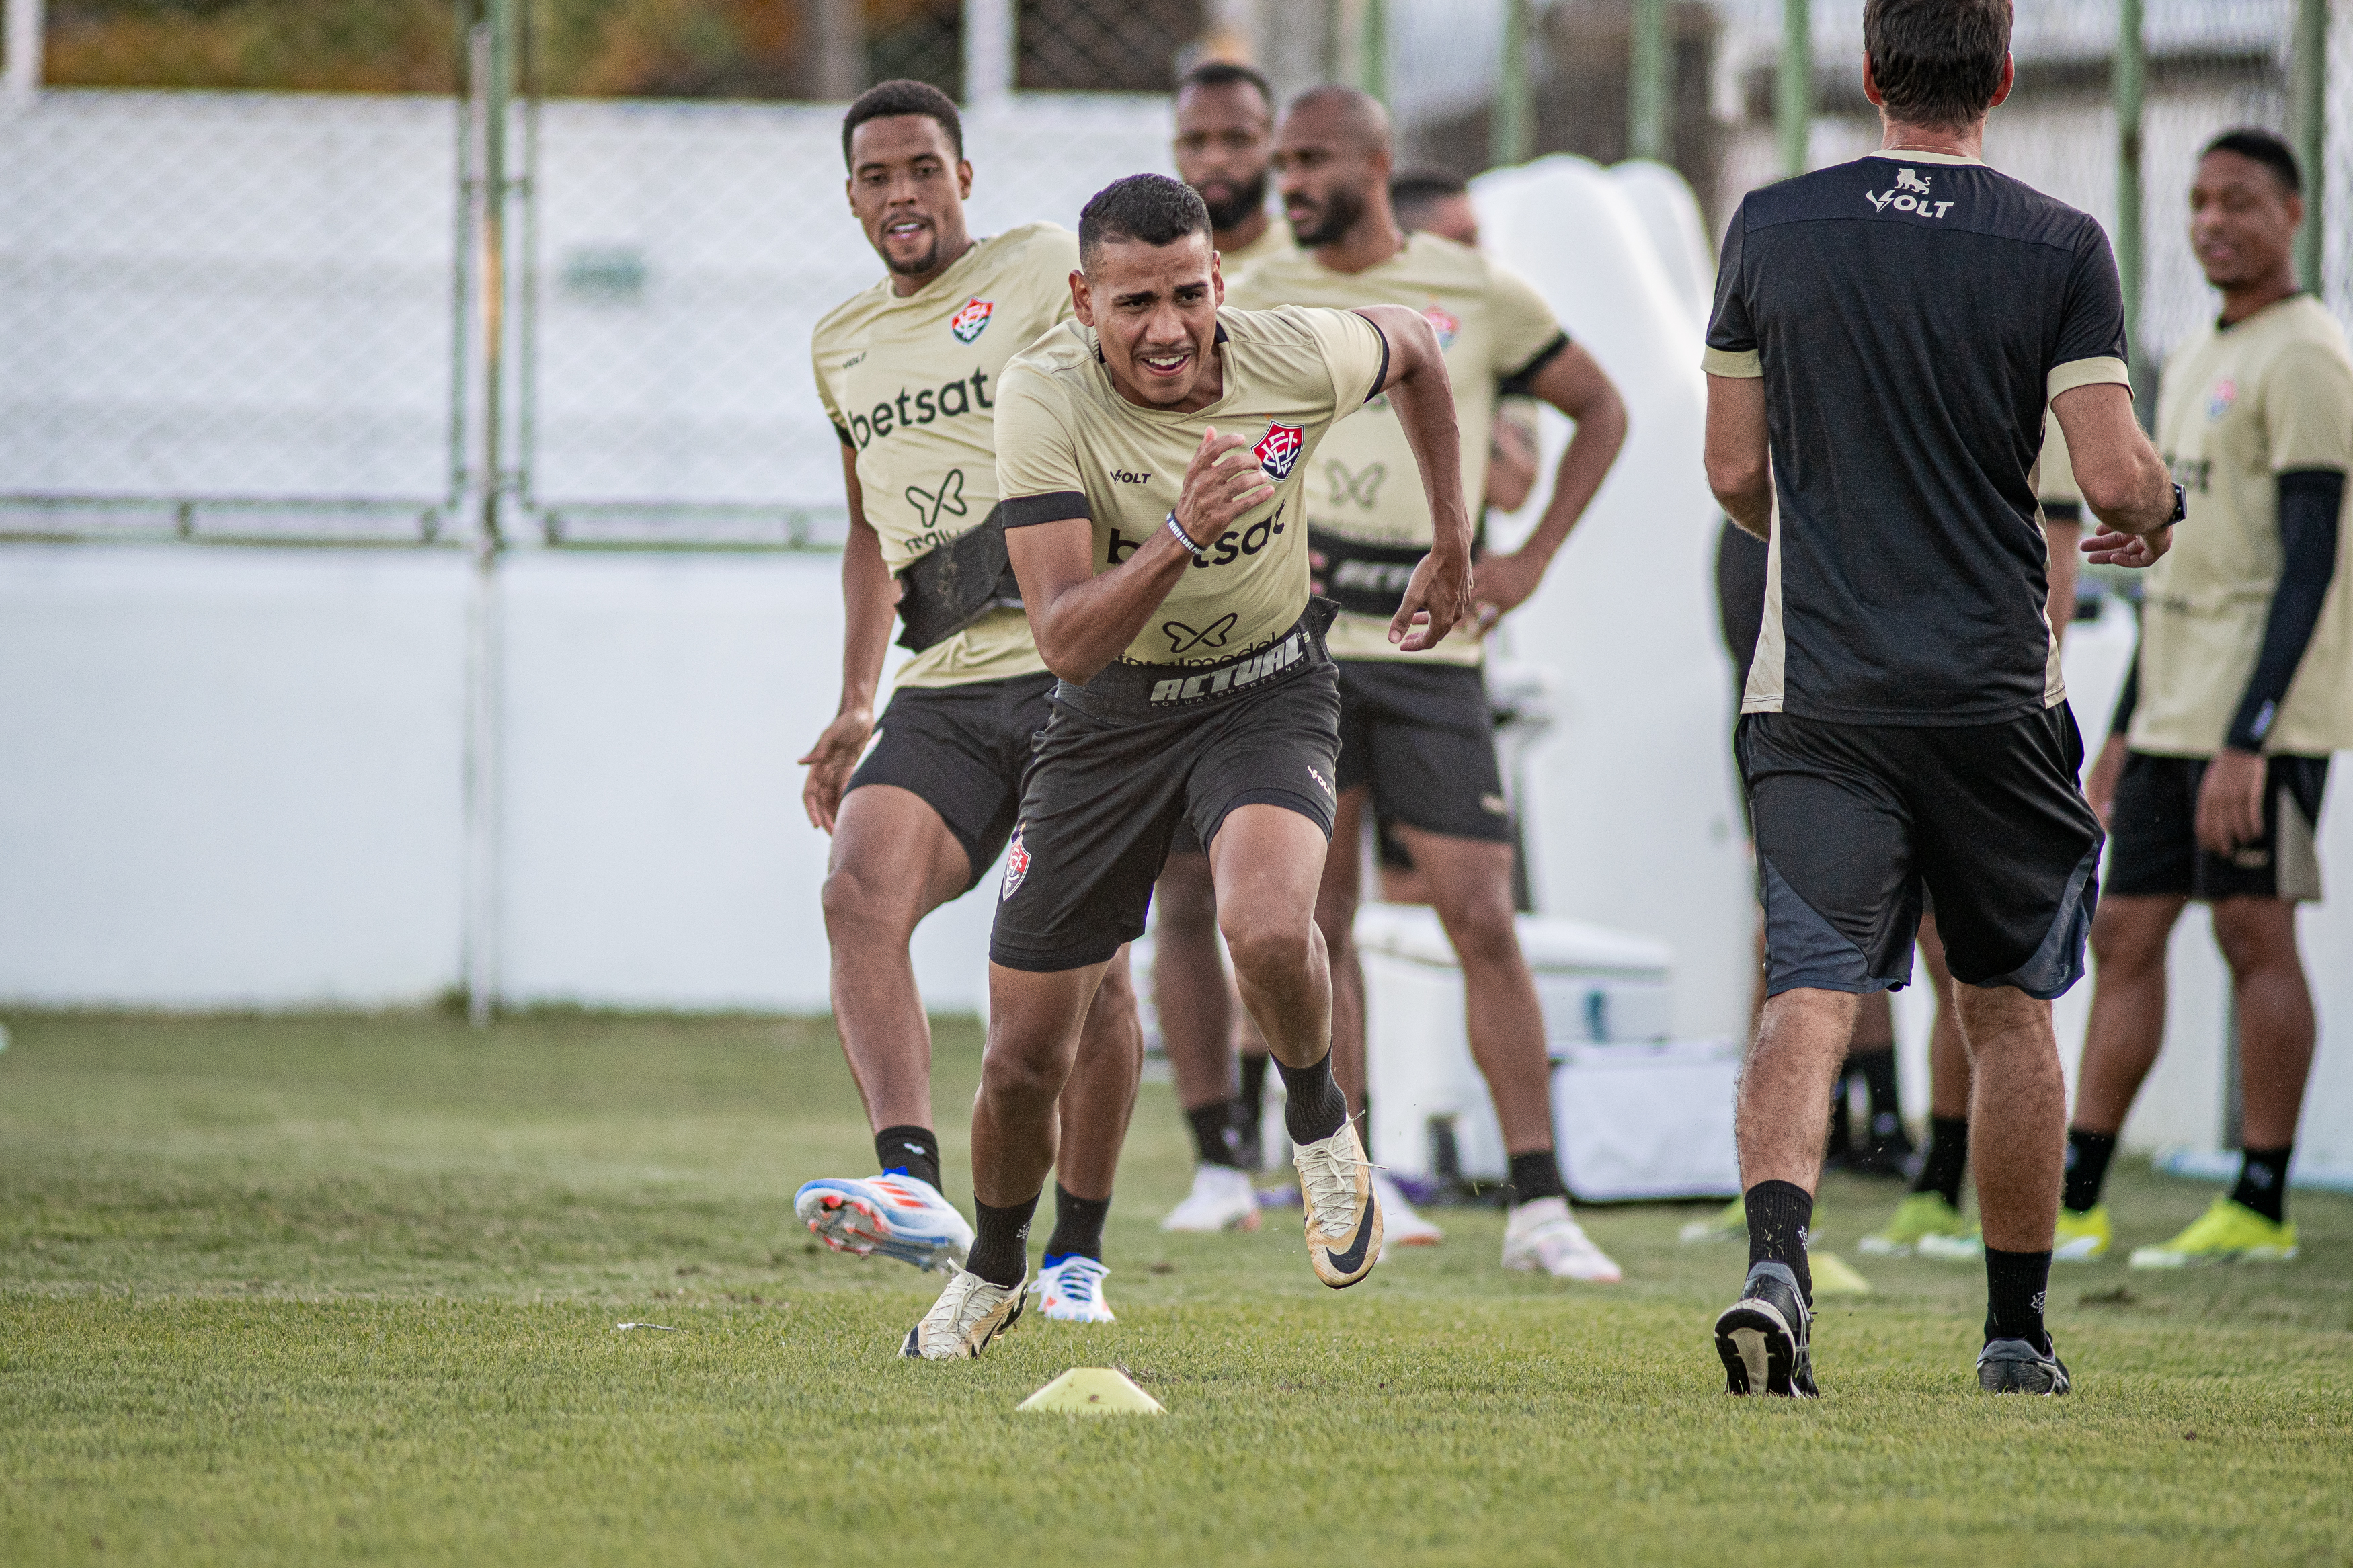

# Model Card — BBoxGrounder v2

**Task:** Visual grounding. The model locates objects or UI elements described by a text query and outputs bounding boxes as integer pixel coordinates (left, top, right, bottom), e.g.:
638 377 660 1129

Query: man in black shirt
1702 0 2178 1398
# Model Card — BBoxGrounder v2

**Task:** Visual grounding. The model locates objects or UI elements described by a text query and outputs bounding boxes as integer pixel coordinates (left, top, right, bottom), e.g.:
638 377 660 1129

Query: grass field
3 1009 2348 1566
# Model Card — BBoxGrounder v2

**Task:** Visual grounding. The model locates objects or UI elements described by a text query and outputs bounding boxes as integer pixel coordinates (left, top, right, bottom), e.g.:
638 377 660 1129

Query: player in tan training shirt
789 81 1142 1327
902 173 1470 1358
1228 87 1630 1278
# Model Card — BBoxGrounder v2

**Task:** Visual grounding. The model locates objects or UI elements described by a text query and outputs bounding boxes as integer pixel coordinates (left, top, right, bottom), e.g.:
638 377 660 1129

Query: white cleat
1502 1195 1624 1282
1294 1122 1382 1288
1371 1170 1444 1259
1031 1254 1117 1323
900 1266 1025 1360
1158 1163 1263 1233
794 1172 973 1274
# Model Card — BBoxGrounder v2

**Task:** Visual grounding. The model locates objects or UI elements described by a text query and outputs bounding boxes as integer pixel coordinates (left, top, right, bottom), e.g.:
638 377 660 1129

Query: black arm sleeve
2224 468 2344 751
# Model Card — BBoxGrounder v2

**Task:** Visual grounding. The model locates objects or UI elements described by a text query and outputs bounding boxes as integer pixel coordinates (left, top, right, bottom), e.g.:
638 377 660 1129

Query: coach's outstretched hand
2081 523 2173 569
799 708 876 833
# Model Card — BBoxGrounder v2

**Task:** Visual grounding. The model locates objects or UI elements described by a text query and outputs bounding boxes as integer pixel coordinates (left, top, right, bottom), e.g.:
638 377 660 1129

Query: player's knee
1437 891 1522 973
981 1036 1071 1106
1220 916 1315 987
820 864 918 943
2210 901 2296 977
2088 906 2166 975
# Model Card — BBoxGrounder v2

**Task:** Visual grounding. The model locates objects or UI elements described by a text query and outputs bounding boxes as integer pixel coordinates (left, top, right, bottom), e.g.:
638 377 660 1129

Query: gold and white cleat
900 1266 1025 1360
1293 1122 1382 1288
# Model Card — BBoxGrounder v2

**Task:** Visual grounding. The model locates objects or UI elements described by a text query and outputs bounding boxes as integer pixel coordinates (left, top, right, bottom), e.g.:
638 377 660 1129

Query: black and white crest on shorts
1001 823 1032 901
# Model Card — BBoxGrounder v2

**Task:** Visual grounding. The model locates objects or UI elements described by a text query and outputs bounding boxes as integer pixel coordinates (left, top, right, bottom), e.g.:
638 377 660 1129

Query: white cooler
1550 1038 1743 1201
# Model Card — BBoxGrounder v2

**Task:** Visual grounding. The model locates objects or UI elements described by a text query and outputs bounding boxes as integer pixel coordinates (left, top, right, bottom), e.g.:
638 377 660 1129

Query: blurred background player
791 81 1142 1324
1230 87 1629 1278
903 173 1473 1357
1152 55 1293 1231
1702 0 2179 1397
2059 128 2349 1269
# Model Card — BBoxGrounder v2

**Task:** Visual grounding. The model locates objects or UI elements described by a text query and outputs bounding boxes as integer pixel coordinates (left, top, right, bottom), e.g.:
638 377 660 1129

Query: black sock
1185 1101 1242 1168
1509 1148 1566 1205
2061 1126 2116 1214
1042 1184 1111 1262
1911 1116 1970 1207
874 1124 942 1194
1276 1052 1349 1146
2231 1144 2293 1225
965 1192 1038 1288
1744 1179 1814 1306
1239 1051 1269 1114
1983 1246 2052 1352
1851 1046 1903 1137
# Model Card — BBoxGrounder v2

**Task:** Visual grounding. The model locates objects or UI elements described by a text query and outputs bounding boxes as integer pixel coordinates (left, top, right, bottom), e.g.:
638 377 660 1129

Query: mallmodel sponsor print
1254 423 1305 480
1863 167 1955 220
950 297 994 344
906 468 968 530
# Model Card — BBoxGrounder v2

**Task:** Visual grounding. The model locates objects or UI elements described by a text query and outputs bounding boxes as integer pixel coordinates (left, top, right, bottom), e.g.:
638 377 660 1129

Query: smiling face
1074 231 1225 411
846 114 974 283
1174 80 1274 233
1273 95 1389 249
2189 149 2301 294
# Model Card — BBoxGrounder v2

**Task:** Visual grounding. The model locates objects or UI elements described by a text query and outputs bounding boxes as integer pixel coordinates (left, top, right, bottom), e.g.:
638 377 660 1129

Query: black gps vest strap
895 506 1025 653
1309 526 1427 619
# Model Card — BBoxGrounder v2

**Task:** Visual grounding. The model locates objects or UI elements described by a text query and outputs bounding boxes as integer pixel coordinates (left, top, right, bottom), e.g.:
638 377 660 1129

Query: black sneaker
1714 1260 1819 1397
1977 1337 2071 1395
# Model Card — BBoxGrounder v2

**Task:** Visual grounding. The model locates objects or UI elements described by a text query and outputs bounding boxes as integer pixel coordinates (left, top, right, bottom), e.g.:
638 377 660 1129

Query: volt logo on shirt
1864 167 1955 220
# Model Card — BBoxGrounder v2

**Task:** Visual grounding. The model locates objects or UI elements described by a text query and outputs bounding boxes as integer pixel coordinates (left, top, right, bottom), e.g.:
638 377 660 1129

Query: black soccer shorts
1737 705 2104 999
991 608 1343 973
1334 661 1513 844
2106 751 2329 903
844 671 1056 893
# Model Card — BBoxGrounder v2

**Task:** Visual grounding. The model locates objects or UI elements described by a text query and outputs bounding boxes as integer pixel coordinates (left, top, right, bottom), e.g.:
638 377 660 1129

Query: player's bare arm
1006 427 1275 683
1704 373 1773 538
800 445 899 832
1351 302 1473 649
2054 382 2176 565
1470 341 1626 621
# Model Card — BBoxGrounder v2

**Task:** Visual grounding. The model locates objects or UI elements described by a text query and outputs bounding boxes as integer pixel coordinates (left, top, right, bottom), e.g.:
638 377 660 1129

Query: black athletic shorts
992 606 1343 973
844 671 1055 893
2106 751 2329 902
1737 705 2103 999
1334 661 1513 843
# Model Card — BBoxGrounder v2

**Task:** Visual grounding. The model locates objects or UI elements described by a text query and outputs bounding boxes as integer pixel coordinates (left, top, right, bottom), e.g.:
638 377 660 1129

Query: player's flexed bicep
1346 304 1472 649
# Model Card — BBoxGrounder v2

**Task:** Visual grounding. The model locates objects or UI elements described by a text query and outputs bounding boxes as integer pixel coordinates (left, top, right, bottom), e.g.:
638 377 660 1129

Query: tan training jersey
994 304 1390 669
2133 293 2353 756
811 222 1080 688
1216 218 1295 280
1228 231 1564 665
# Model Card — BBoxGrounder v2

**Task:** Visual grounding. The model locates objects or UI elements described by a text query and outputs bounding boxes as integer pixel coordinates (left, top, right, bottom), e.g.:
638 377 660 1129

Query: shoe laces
1049 1257 1106 1302
929 1268 1008 1333
1295 1132 1365 1238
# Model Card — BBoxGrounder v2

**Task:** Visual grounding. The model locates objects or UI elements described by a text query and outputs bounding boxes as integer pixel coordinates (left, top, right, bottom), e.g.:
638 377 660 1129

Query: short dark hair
1390 165 1468 220
842 79 963 169
2204 126 2301 194
1863 0 2013 134
1079 173 1212 266
1177 58 1275 114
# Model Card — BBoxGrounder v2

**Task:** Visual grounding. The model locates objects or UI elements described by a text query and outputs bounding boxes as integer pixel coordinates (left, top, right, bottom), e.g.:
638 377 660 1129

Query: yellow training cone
1017 1367 1165 1415
1810 1251 1874 1296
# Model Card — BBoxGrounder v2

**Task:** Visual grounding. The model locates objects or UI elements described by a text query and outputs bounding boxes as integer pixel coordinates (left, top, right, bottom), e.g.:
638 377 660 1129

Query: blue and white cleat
1031 1253 1116 1323
794 1173 973 1274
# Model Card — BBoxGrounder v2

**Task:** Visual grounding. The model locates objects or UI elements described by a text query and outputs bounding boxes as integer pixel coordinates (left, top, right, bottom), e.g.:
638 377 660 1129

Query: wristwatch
2168 481 2186 524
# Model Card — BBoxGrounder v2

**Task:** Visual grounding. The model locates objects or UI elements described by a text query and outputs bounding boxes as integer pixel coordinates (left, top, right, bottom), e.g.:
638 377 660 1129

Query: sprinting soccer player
1226 86 1629 1276
902 172 1473 1358
791 81 1143 1325
2060 128 2350 1269
1151 56 1295 1231
1701 0 2180 1397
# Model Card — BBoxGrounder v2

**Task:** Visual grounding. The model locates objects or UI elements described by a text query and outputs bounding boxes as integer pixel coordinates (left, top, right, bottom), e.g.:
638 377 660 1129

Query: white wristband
1165 509 1207 563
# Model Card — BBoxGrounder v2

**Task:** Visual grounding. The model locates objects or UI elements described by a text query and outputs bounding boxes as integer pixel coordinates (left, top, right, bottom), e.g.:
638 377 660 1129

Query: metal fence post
964 0 1013 106
1778 0 1810 178
3 0 39 99
1630 0 1668 163
2115 0 2148 424
2292 0 2327 292
1491 0 1532 169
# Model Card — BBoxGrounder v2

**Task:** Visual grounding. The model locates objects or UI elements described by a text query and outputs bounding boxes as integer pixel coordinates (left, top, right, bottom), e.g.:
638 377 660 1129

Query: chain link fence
5 0 2344 547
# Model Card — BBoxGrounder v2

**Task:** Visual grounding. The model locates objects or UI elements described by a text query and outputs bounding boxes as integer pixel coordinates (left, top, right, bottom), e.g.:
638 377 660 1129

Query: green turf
2 1010 2348 1566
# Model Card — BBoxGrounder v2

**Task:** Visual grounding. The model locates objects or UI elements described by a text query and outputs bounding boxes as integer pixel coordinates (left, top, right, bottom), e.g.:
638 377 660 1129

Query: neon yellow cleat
1858 1192 1968 1257
2053 1204 2112 1261
2130 1195 2298 1268
1679 1196 1830 1245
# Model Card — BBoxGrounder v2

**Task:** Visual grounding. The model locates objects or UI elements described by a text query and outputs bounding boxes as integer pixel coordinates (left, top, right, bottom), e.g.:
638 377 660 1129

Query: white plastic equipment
1358 903 1673 1183
1550 1039 1743 1202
